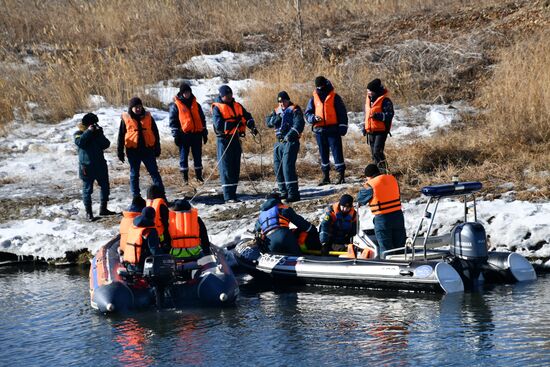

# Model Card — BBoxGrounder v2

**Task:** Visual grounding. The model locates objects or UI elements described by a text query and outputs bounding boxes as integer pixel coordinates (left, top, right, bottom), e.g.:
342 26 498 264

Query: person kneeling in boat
146 184 171 252
255 193 316 255
124 207 165 273
357 164 406 259
168 199 211 260
319 194 357 256
119 196 147 259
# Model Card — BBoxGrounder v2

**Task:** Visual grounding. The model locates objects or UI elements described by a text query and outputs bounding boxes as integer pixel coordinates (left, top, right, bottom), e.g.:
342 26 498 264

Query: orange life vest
329 202 357 223
168 208 201 249
312 90 338 127
174 97 203 133
364 174 402 215
119 211 141 253
211 101 247 136
124 226 153 265
364 90 389 133
122 112 156 148
146 198 167 239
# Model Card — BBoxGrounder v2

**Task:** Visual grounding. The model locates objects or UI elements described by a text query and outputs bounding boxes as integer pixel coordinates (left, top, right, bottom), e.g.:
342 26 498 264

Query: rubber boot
318 171 330 186
85 203 95 222
195 169 204 183
336 170 345 184
182 170 189 184
99 201 116 216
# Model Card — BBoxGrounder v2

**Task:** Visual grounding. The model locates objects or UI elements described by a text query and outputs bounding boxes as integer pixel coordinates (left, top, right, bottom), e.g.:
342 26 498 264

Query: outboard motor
449 222 488 287
143 254 175 307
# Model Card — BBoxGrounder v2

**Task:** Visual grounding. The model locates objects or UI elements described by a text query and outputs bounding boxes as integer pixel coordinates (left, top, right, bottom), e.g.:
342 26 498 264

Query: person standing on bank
265 91 304 202
211 85 258 203
169 82 208 184
357 164 406 259
117 97 165 198
74 112 116 222
362 78 394 170
304 76 348 185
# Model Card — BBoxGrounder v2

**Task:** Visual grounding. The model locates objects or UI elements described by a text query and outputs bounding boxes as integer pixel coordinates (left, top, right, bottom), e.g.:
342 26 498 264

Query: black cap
146 184 163 200
82 113 98 127
218 85 233 97
315 76 328 88
364 164 380 178
277 91 290 102
367 78 384 94
179 82 191 94
339 194 354 207
172 199 192 211
128 97 143 109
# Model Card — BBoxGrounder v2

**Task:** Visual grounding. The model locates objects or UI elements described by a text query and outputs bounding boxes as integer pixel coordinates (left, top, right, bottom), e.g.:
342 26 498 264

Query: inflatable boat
89 235 239 313
233 181 536 294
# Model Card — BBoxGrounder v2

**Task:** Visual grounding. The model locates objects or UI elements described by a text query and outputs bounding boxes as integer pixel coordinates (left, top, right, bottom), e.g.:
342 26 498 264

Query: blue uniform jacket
265 103 305 142
255 198 313 234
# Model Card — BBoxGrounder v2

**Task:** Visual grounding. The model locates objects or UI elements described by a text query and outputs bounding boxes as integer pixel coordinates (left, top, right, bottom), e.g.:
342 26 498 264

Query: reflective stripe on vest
147 198 167 238
211 101 247 135
124 226 152 264
313 90 337 127
329 202 357 233
122 112 156 148
119 211 141 254
365 174 402 215
258 204 290 235
174 97 203 133
273 104 300 138
364 91 389 133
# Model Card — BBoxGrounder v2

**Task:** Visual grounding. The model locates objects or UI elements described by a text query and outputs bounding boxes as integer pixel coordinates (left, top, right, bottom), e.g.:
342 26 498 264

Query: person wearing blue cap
211 85 258 203
265 91 304 202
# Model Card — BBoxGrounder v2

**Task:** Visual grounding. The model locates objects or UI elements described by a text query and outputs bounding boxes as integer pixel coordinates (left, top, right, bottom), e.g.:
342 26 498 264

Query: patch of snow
179 51 273 78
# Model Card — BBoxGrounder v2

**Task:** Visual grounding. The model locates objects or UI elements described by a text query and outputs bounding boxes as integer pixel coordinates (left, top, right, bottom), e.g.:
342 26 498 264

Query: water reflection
113 318 154 367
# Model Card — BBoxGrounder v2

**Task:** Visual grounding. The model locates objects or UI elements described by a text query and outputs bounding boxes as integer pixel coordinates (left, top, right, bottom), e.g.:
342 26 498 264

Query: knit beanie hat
277 91 290 102
81 113 99 127
339 194 354 207
364 163 380 178
315 76 328 88
146 184 163 200
219 85 233 97
179 82 192 94
367 78 384 94
128 97 143 109
172 199 192 211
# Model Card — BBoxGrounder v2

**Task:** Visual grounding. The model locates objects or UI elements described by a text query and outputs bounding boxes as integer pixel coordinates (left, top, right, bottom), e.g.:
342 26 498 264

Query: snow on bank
178 51 273 78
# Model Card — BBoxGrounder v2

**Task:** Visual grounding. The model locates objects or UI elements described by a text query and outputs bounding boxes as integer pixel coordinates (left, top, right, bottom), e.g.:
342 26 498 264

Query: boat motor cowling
450 222 488 261
143 255 175 286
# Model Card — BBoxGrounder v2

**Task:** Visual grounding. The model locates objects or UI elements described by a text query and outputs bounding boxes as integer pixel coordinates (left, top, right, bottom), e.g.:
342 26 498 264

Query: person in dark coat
304 76 348 185
211 85 258 203
74 112 115 221
362 78 394 170
117 97 165 198
357 164 406 259
169 82 208 184
265 91 305 202
319 194 358 254
255 193 316 255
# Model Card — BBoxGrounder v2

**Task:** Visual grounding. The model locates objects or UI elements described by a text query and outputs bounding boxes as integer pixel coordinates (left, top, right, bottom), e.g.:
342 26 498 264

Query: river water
0 267 549 367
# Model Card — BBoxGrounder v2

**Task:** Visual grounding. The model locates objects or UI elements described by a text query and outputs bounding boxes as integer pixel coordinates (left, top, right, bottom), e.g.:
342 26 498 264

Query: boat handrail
421 181 482 197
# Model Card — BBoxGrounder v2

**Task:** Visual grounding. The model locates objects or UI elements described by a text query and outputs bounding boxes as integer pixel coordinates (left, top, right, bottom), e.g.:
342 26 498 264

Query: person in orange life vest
169 82 208 184
117 97 165 198
304 76 348 185
74 113 116 222
265 91 305 203
168 199 211 259
319 194 358 254
146 184 170 251
357 164 406 259
361 78 394 170
211 85 258 203
119 196 146 256
124 207 163 271
255 193 316 255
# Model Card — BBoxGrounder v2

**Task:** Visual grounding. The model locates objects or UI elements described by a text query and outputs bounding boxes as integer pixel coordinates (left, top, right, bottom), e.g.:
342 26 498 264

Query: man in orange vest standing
304 76 348 185
169 82 208 184
362 78 394 170
117 97 165 199
212 85 258 203
357 164 406 259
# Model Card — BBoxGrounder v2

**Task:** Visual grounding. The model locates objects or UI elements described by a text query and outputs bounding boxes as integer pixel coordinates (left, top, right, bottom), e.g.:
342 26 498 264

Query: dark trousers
368 133 388 168
217 137 241 201
179 133 203 173
315 131 345 173
273 140 300 200
374 210 407 259
81 174 109 206
127 149 165 198
266 228 302 255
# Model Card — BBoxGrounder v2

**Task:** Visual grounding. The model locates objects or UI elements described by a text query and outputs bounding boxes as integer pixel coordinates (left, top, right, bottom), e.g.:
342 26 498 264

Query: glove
361 128 367 137
239 132 246 138
372 112 384 121
202 133 208 144
251 127 259 136
338 125 348 137
118 152 125 163
246 119 255 129
174 133 182 147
